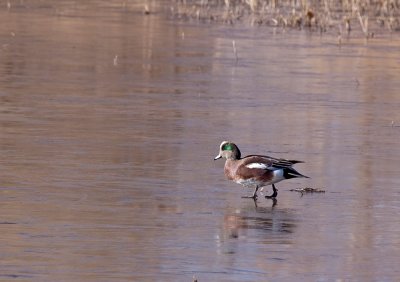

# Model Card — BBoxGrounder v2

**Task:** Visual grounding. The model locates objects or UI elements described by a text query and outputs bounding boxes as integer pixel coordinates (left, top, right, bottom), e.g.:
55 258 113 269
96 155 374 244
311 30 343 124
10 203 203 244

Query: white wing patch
245 163 269 169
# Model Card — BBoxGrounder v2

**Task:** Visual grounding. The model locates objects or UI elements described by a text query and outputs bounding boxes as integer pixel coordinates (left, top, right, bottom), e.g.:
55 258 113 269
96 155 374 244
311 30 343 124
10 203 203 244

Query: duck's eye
222 144 233 151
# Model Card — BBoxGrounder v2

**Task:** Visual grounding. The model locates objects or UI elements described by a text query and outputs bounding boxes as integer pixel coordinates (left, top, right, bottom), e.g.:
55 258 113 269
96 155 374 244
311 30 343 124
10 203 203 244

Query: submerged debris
290 187 326 194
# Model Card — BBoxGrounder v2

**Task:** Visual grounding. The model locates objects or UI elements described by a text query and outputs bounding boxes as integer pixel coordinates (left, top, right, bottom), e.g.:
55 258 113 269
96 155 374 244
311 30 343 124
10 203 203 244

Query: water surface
1 2 400 281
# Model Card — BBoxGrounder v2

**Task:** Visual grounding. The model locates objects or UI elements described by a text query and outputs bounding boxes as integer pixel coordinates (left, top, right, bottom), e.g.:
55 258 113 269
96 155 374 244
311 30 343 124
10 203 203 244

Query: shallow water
1 1 400 281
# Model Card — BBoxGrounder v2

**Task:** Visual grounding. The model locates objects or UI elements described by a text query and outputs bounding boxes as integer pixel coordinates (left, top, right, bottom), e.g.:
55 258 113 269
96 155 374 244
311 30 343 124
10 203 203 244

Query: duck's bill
214 154 222 160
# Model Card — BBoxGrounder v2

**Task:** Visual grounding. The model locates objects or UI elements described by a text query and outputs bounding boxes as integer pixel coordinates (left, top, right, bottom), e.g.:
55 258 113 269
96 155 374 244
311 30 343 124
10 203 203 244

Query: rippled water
1 1 400 281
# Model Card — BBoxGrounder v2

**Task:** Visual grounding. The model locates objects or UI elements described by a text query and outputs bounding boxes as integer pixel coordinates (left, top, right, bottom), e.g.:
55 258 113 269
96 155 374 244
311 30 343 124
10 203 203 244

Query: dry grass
169 0 400 35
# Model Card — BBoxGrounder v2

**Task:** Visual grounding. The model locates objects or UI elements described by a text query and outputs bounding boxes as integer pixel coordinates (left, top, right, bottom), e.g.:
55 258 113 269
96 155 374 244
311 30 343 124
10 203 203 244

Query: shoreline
160 0 400 39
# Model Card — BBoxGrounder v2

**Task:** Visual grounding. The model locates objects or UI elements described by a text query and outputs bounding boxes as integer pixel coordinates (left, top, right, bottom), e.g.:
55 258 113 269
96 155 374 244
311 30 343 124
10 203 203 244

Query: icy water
1 1 400 281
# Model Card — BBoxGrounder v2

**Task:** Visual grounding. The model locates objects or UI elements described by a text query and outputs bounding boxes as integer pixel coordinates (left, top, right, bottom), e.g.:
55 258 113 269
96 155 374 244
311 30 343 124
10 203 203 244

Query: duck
214 141 308 199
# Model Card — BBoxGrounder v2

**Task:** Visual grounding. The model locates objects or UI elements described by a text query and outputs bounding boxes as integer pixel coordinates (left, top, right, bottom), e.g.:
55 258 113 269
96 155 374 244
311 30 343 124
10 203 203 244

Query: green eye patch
222 143 234 151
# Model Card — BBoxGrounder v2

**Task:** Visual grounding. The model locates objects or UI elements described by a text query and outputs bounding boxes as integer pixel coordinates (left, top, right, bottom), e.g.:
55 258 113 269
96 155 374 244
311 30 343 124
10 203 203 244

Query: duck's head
214 141 241 160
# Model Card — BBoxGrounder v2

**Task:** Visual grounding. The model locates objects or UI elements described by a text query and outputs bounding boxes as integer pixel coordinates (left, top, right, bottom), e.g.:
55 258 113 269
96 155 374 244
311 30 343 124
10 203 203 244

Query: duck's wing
234 156 275 181
240 155 309 179
243 155 303 169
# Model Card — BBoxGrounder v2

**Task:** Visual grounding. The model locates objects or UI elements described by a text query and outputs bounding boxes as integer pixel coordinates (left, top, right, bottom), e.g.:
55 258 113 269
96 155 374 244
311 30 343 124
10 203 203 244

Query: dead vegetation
290 187 326 194
169 0 400 36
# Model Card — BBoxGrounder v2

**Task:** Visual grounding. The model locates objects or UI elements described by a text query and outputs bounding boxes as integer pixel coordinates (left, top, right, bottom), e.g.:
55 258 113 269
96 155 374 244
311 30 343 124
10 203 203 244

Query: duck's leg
265 184 278 199
242 186 259 200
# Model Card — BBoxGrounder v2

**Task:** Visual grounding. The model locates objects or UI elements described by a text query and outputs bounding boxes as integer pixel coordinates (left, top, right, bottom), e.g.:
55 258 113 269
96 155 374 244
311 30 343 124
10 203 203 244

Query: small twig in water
232 40 238 63
144 4 150 15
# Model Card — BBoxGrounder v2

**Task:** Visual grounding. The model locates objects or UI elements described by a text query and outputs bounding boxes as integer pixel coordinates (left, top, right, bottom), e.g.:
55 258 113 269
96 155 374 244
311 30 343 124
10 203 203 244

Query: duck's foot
242 186 259 200
265 184 278 199
241 195 258 200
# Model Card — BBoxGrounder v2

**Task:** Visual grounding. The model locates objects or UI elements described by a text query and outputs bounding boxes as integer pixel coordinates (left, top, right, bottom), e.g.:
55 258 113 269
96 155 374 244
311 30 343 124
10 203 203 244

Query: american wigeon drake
214 141 309 199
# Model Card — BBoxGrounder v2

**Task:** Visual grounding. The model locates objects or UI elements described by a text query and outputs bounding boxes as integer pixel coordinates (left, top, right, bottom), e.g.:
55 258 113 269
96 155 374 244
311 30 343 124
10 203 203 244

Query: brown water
1 1 400 281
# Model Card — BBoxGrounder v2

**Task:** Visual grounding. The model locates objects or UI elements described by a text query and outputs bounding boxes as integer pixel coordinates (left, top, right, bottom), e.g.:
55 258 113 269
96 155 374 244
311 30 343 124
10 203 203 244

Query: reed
357 12 370 37
170 0 400 36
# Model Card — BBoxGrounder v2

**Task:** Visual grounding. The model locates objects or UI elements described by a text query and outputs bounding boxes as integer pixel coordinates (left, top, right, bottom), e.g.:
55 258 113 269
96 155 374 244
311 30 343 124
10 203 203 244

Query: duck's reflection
217 199 297 252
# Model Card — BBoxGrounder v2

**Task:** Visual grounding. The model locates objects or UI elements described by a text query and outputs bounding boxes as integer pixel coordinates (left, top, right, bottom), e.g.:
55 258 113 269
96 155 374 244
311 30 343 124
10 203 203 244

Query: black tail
287 160 304 164
283 167 309 179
